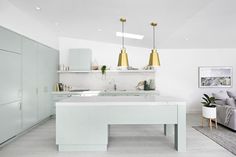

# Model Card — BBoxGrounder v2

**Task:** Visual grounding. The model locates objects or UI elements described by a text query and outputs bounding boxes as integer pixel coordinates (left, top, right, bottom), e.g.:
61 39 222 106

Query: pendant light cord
122 21 125 49
153 26 156 49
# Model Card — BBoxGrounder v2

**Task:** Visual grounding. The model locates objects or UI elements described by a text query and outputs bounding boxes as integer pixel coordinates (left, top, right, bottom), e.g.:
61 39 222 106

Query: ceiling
8 0 236 49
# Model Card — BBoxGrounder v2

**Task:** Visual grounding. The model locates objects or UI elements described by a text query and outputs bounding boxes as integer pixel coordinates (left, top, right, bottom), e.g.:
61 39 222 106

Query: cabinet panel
37 45 49 120
0 50 21 105
0 101 21 144
0 26 21 53
48 49 59 115
22 38 38 129
37 45 58 120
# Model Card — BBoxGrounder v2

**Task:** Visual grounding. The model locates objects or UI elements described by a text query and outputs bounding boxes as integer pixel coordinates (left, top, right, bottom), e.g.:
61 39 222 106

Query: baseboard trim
58 144 107 151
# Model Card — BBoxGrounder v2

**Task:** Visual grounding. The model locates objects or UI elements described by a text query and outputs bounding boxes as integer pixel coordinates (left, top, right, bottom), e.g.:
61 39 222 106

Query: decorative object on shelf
101 65 107 75
127 66 138 70
144 80 149 90
117 17 129 68
148 22 160 67
199 66 232 88
201 94 217 130
59 64 70 71
136 81 145 90
65 66 70 71
149 79 156 90
54 83 72 91
136 79 156 91
92 59 99 70
59 64 65 71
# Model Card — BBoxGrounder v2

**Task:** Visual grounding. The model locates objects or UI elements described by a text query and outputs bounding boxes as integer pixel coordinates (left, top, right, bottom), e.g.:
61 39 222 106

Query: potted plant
101 65 107 75
201 94 217 119
101 65 107 80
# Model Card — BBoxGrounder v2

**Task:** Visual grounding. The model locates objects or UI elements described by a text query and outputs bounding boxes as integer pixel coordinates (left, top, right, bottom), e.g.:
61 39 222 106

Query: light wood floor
0 114 234 157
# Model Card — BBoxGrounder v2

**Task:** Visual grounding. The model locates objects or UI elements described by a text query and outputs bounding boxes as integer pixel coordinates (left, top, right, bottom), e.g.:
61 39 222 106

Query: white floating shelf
57 70 156 73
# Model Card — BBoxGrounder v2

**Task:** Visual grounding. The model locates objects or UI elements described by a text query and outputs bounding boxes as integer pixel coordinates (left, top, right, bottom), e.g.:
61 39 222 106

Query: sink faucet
114 84 117 91
108 79 117 91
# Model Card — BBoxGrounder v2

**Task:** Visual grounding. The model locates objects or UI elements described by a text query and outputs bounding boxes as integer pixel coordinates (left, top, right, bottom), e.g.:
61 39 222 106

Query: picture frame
198 66 233 88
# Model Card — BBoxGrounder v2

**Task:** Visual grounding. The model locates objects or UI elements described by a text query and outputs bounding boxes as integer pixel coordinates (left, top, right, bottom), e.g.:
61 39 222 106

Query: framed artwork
199 66 233 88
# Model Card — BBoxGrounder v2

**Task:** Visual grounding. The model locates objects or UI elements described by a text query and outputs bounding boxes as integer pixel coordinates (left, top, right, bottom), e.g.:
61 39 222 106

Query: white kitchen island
56 96 186 152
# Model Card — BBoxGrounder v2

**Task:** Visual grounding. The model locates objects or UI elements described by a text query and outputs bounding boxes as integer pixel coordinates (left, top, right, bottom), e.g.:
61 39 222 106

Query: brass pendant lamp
118 17 129 67
149 22 160 67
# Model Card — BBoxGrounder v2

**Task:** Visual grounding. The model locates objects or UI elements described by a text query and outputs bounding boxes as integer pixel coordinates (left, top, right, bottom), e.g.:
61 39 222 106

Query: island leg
174 104 186 152
164 124 173 136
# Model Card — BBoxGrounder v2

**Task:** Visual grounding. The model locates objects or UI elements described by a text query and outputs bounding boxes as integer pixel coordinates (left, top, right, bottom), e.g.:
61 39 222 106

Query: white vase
202 106 216 119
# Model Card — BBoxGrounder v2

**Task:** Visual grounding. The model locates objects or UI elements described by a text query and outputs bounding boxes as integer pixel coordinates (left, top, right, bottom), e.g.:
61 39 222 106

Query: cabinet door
22 38 38 129
37 45 57 120
0 101 21 144
0 26 21 54
0 50 21 105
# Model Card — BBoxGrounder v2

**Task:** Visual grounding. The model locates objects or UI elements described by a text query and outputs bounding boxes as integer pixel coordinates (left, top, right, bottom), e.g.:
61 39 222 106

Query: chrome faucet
114 84 117 91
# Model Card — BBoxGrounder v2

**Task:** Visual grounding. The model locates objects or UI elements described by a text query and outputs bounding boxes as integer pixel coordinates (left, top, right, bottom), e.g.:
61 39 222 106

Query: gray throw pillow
212 91 229 101
226 98 236 107
215 100 226 106
227 91 236 98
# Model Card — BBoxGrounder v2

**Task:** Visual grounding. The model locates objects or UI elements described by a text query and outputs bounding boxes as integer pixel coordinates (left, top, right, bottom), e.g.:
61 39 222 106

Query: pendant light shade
149 22 160 67
149 49 160 66
118 48 129 67
118 17 129 67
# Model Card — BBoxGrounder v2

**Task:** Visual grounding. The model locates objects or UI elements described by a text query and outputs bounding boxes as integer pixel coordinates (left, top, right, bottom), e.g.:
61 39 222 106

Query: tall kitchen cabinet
22 37 59 130
0 26 59 144
37 44 58 121
22 38 38 129
0 27 22 144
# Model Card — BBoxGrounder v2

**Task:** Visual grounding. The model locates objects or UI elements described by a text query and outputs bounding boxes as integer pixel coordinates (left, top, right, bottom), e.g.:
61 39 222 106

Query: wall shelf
57 70 156 73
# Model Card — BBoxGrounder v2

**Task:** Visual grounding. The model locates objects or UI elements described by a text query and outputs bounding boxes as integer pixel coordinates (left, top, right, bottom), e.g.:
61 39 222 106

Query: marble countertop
56 96 185 106
52 90 160 95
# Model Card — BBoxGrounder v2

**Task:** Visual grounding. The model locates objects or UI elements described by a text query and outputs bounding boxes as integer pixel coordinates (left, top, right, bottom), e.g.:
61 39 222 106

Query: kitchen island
56 96 186 152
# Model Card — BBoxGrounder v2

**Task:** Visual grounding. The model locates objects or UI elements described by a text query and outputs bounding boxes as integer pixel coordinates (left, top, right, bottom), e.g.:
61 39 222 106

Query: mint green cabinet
22 38 59 125
0 27 21 54
0 101 21 144
0 26 59 144
22 38 38 129
37 44 58 120
0 50 21 105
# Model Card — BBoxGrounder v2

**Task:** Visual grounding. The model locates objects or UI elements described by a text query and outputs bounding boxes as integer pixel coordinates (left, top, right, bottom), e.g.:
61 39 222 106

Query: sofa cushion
226 98 236 107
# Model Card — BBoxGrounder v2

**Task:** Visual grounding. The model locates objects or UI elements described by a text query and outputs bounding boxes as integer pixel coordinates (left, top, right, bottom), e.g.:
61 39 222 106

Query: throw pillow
226 98 236 107
227 91 236 98
212 91 229 101
215 100 226 106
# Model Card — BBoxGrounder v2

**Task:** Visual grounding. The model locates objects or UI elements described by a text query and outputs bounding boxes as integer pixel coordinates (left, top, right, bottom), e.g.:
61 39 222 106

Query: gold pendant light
149 22 160 67
118 17 129 67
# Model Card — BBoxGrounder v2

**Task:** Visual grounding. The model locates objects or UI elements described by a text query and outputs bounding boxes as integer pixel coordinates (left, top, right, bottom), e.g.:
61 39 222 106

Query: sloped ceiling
8 0 236 49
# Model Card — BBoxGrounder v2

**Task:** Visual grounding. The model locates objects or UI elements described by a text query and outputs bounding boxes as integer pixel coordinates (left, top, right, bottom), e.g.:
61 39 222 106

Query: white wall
157 49 236 113
0 0 58 49
59 37 236 113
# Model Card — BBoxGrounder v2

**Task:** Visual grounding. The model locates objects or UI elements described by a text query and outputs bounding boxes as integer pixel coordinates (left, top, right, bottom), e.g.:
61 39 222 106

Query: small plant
101 65 107 75
201 94 216 107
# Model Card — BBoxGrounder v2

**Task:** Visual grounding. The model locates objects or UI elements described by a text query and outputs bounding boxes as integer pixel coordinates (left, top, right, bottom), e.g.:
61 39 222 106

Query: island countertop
52 90 160 95
56 96 185 105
